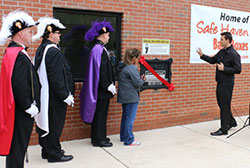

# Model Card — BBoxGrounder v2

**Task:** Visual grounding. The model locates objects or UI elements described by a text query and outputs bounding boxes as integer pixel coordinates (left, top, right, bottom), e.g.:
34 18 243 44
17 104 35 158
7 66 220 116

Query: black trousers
37 104 67 160
91 98 110 143
216 82 236 131
6 110 34 168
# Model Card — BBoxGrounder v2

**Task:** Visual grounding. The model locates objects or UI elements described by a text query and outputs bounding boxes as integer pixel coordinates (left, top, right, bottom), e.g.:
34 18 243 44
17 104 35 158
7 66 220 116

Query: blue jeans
120 102 138 145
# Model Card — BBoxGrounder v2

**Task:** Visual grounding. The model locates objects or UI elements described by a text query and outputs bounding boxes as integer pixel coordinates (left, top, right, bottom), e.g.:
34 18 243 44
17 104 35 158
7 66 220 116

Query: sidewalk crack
102 148 130 168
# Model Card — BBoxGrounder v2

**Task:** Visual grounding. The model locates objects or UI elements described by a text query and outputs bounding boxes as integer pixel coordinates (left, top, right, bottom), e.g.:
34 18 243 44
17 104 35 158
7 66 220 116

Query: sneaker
129 140 141 146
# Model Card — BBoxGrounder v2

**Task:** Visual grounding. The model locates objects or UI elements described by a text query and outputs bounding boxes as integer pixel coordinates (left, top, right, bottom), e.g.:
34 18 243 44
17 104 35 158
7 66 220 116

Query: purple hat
85 20 114 42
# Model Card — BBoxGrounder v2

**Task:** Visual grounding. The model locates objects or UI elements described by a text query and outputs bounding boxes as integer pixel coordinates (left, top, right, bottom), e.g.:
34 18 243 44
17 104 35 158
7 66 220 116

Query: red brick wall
0 0 250 145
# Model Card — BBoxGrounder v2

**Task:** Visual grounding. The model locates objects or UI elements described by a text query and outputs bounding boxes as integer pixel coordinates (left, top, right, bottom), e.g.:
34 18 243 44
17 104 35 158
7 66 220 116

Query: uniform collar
42 39 54 45
224 45 233 54
94 39 104 46
12 41 29 51
15 41 25 48
10 41 31 60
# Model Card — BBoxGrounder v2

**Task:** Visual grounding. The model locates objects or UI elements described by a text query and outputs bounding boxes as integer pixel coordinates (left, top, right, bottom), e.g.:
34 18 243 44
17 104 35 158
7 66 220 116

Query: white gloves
64 94 74 106
107 84 117 95
25 104 39 118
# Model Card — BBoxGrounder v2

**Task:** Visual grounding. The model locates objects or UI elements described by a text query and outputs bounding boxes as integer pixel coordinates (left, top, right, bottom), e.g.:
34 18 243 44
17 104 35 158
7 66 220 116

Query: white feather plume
0 10 35 46
32 17 66 42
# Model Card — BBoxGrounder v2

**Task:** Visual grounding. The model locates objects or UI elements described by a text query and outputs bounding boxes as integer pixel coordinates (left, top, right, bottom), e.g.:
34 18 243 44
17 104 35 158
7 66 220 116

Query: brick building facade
0 0 250 145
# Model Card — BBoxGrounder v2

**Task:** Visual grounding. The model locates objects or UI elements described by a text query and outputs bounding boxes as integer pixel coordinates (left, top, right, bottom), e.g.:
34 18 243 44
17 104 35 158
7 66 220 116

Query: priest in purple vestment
80 20 116 147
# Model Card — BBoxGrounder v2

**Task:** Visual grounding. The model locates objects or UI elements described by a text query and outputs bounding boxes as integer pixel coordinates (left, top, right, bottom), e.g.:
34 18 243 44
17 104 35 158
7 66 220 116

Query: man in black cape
32 17 74 163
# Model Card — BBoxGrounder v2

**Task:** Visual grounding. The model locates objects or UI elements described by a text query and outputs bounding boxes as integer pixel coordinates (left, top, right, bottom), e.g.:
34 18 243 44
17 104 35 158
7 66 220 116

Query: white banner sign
190 4 250 63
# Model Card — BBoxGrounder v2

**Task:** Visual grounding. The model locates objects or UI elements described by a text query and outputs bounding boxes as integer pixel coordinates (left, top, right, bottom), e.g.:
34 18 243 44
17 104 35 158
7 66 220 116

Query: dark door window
53 7 122 82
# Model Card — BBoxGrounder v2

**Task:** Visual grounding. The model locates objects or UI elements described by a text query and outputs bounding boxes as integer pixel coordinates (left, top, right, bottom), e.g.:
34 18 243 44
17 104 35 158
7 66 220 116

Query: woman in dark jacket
117 48 145 146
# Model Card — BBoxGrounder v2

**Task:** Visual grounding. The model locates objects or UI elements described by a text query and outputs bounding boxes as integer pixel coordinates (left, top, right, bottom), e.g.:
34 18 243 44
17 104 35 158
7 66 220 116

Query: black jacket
34 39 74 98
11 41 41 113
200 45 241 83
34 39 74 133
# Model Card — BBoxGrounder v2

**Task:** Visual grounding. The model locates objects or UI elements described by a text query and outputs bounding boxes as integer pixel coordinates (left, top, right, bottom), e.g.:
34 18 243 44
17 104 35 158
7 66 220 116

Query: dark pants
91 98 110 143
216 82 236 131
37 103 67 160
6 110 34 168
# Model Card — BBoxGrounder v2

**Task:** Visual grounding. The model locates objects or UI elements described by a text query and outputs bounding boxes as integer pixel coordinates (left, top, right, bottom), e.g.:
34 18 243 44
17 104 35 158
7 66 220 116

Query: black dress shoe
227 123 237 131
210 129 228 136
105 137 110 142
92 141 113 147
42 149 65 159
47 154 73 163
92 138 110 144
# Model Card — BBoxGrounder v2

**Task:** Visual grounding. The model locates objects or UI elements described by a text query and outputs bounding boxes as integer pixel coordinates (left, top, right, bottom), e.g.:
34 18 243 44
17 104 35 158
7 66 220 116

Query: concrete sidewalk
1 115 250 168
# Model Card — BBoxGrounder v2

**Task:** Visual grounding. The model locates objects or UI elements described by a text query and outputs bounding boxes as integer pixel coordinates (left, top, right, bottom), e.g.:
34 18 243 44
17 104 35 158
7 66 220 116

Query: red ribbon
139 56 175 91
